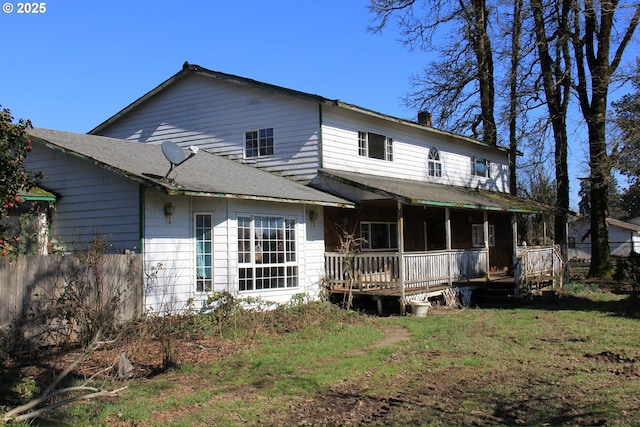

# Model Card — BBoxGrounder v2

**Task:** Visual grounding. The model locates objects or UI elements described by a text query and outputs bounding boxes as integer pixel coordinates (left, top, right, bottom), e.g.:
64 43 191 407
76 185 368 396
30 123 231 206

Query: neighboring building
25 63 561 313
568 216 640 260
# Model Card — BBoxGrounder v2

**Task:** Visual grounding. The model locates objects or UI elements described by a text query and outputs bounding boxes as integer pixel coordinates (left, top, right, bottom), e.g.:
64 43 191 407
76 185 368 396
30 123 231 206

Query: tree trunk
571 0 640 276
531 0 571 250
586 114 612 277
470 0 497 146
508 0 522 196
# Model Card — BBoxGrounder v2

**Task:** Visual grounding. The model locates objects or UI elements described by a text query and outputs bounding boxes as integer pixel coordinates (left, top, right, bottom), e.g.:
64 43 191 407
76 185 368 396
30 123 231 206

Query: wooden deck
324 246 564 314
327 273 509 298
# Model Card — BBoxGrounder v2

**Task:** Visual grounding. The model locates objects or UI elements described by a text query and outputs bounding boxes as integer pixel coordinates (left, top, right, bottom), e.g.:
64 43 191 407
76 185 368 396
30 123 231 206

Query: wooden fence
0 254 144 343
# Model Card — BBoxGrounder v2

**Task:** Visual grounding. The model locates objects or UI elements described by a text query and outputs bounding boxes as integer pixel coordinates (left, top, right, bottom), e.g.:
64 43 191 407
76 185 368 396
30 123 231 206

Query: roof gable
89 62 506 153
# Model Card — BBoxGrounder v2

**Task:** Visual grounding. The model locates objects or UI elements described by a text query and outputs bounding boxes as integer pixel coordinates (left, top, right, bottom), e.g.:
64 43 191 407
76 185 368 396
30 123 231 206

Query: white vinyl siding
142 195 322 312
25 145 140 252
97 74 321 182
321 105 509 192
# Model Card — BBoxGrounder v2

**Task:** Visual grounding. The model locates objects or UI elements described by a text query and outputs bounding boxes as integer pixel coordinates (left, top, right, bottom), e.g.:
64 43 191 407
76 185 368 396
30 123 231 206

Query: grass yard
2 286 639 426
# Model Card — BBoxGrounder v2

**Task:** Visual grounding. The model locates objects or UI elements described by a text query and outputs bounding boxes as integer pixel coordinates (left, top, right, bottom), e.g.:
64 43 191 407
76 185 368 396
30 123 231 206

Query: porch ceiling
319 169 561 214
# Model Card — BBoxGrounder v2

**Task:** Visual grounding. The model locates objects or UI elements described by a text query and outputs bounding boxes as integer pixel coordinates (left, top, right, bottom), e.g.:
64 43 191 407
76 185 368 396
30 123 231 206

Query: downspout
139 185 145 317
318 104 324 170
226 198 232 294
139 184 145 255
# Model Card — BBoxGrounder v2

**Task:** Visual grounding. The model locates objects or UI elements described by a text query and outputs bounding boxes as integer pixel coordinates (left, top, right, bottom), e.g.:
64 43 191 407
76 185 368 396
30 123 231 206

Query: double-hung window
195 214 213 292
472 224 495 247
472 156 490 177
238 215 298 291
358 131 393 161
245 127 274 158
361 222 398 250
428 147 442 177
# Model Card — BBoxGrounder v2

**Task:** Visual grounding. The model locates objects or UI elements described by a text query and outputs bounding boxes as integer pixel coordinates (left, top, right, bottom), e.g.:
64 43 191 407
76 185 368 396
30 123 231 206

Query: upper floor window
361 221 398 250
428 147 442 177
358 131 393 161
245 128 274 158
472 156 490 178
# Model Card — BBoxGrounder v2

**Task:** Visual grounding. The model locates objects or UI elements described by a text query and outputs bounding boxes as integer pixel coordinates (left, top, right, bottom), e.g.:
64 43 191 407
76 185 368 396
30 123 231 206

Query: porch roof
319 169 560 214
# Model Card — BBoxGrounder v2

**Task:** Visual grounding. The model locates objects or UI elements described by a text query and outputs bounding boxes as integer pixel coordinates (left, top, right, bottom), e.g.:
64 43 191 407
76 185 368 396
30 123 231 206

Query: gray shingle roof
28 128 353 207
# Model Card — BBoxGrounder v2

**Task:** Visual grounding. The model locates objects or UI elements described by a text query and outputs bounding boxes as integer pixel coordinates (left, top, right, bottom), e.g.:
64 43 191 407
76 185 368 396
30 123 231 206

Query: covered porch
317 169 565 314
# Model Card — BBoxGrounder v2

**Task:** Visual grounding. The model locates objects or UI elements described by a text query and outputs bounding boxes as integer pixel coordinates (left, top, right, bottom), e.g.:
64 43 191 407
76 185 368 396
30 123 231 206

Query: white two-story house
27 63 561 314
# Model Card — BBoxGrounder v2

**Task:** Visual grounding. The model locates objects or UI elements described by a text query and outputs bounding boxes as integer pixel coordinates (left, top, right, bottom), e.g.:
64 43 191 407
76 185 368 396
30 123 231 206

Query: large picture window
245 127 274 158
358 131 393 161
238 215 298 291
361 222 398 250
195 214 213 292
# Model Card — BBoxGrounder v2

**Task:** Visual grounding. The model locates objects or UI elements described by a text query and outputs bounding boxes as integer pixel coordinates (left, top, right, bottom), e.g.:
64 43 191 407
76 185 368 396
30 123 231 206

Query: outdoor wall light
308 210 318 222
164 202 176 223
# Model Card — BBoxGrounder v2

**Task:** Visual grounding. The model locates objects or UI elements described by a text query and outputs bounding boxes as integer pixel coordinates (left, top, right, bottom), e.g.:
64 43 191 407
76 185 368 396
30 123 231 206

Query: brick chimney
417 111 432 127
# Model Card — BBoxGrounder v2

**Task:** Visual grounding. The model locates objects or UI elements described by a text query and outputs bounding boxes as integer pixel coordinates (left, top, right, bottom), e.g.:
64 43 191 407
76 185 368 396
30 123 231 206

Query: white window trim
472 156 491 178
237 214 299 292
428 146 442 177
358 130 393 162
244 127 274 159
194 212 214 293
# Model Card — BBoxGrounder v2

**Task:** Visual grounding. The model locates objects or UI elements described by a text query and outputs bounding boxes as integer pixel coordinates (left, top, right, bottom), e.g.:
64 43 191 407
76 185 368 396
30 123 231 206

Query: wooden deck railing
514 245 565 293
324 249 489 293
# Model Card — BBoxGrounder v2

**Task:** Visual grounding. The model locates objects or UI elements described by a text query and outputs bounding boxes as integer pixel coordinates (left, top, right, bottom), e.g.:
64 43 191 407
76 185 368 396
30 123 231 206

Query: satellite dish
161 141 198 178
162 141 187 165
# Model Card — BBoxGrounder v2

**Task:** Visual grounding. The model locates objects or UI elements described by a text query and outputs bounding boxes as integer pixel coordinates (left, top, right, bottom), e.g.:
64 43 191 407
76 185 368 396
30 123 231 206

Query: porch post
397 200 406 315
445 208 451 250
483 211 490 275
445 207 452 285
512 214 518 260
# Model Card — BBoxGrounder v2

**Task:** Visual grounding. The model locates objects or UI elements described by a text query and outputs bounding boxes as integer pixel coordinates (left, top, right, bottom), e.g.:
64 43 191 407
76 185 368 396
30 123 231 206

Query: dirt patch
3 295 640 427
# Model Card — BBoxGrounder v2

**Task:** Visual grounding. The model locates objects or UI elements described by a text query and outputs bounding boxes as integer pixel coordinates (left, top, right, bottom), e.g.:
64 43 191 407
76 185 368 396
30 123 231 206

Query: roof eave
31 134 354 208
170 189 354 208
88 67 193 134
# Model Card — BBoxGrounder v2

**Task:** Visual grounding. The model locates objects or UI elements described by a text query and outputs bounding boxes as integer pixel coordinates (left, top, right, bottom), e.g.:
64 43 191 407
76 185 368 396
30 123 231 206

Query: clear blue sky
2 0 638 210
2 0 418 132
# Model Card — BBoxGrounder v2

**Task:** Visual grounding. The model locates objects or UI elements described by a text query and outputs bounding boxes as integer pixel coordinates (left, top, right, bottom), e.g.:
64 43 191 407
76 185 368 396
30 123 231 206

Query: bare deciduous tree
571 0 640 276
